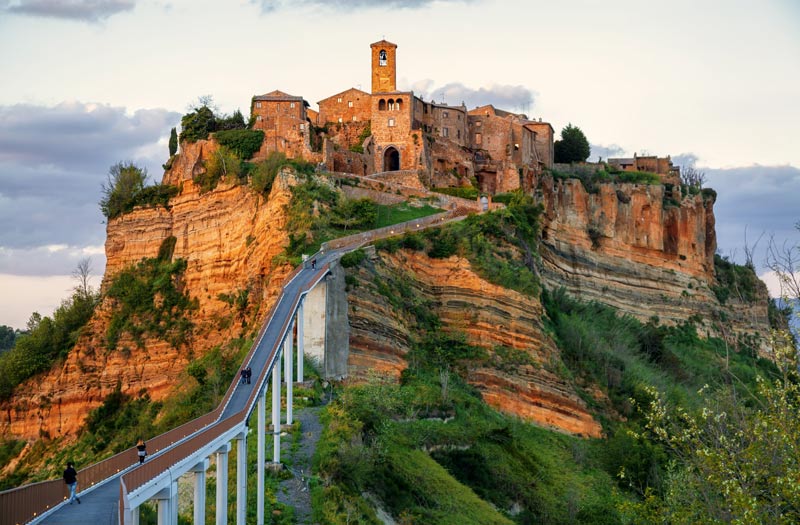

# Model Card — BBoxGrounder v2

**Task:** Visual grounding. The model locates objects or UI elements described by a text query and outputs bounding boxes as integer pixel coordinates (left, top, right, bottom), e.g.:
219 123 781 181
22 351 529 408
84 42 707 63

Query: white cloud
590 143 626 162
0 274 76 329
409 80 535 114
252 0 475 13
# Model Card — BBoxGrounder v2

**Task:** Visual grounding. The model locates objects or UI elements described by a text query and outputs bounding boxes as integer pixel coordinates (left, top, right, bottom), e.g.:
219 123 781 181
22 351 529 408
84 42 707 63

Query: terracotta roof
370 39 397 48
318 87 371 104
253 90 305 102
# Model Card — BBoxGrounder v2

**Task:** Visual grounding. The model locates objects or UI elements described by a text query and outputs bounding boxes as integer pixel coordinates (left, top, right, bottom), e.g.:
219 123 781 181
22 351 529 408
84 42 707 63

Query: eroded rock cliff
1 141 294 441
537 176 770 351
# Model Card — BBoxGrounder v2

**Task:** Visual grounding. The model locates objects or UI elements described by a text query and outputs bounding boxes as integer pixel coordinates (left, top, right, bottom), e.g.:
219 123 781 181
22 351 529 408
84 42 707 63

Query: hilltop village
247 39 677 194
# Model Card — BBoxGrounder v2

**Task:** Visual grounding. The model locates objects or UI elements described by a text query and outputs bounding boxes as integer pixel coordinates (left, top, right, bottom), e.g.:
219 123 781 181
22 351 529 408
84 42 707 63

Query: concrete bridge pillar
297 300 304 382
284 321 294 425
154 481 178 525
215 443 232 525
257 389 266 525
235 431 248 525
272 351 282 464
190 459 210 525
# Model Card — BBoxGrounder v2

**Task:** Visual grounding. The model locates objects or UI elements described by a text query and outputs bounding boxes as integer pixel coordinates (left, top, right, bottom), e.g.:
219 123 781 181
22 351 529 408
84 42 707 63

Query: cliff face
537 177 770 350
1 141 294 440
347 249 602 438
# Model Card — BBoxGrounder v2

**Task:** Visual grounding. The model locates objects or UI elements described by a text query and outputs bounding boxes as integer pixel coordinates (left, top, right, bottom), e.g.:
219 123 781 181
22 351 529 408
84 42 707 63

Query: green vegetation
340 248 367 268
348 122 372 153
195 145 242 193
100 162 178 219
376 194 542 297
0 325 16 353
0 289 98 401
281 173 442 263
179 104 246 143
554 123 590 163
168 127 178 157
548 166 660 194
105 237 197 351
432 186 479 200
214 129 265 159
711 253 762 304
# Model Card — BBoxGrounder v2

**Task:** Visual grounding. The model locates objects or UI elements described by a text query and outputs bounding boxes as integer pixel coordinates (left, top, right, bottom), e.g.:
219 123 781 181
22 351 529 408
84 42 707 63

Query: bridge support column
272 351 282 464
285 321 294 425
235 431 247 525
297 300 304 382
257 390 266 525
190 459 210 525
215 442 232 525
154 481 178 525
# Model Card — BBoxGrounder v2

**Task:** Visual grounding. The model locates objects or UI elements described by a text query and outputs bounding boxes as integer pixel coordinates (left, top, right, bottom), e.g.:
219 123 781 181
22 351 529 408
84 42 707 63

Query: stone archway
383 146 400 171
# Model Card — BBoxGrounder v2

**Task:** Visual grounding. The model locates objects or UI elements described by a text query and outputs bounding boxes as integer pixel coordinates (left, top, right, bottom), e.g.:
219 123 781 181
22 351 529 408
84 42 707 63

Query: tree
179 105 216 143
168 127 178 157
680 165 707 189
72 258 94 299
554 123 590 164
0 325 14 353
99 162 147 219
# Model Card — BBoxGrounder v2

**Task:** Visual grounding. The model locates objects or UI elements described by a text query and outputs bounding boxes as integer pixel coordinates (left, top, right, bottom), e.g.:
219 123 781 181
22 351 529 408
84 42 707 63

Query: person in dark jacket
63 462 80 504
136 439 147 464
245 366 252 384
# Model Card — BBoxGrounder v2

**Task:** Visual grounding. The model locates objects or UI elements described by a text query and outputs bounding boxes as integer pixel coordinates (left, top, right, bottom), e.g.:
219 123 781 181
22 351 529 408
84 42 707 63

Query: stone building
248 40 555 194
608 153 680 183
250 90 311 158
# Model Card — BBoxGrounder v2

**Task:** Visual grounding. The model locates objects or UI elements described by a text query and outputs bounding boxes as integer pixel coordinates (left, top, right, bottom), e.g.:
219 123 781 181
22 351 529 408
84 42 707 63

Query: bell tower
370 40 397 93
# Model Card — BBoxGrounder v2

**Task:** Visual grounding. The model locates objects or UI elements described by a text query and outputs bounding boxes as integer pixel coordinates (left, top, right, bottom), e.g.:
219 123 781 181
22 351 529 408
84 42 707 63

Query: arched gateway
383 146 400 171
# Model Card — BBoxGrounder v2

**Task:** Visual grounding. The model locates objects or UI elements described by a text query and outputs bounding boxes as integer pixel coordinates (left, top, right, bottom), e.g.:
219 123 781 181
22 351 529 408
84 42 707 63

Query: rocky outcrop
1 144 295 441
346 249 602 438
537 177 770 351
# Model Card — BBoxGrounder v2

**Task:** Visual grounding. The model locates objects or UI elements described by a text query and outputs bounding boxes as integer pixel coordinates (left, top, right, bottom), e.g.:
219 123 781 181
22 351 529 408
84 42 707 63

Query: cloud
2 0 135 22
672 152 699 169
252 0 473 12
706 164 800 276
590 143 626 162
409 80 535 114
0 101 179 259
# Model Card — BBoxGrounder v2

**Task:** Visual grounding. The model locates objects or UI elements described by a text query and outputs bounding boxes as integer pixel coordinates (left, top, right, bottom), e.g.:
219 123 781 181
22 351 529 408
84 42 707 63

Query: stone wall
318 88 372 127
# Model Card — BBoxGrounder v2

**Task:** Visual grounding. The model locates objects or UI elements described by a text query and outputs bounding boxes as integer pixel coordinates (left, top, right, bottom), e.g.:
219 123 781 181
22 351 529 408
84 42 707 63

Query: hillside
0 129 790 522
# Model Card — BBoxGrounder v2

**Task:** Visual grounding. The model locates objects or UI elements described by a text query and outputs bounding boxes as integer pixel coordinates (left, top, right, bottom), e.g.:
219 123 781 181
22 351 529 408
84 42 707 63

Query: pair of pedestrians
240 366 252 384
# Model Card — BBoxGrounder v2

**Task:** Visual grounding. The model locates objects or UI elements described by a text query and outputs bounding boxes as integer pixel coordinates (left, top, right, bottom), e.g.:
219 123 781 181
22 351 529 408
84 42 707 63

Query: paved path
277 406 324 524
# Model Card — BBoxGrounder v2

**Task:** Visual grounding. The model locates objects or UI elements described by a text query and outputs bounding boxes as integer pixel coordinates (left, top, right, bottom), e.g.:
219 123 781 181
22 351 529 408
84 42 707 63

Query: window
388 118 396 127
476 121 482 127
300 124 305 130
338 117 343 123
348 101 353 108
396 98 402 111
379 99 386 111
475 133 482 144
442 111 449 118
255 101 262 108
257 115 263 121
457 129 461 139
290 102 295 108
337 97 342 103
379 49 387 66
388 98 395 110
352 116 357 121
442 127 449 138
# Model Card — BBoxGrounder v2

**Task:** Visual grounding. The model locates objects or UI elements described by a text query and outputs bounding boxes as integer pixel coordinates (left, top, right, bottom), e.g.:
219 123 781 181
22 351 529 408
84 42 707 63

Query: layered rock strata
347 249 602 437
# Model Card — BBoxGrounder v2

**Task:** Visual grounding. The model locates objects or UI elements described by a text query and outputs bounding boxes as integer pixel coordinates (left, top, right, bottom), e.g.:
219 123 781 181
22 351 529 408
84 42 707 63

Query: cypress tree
168 127 178 157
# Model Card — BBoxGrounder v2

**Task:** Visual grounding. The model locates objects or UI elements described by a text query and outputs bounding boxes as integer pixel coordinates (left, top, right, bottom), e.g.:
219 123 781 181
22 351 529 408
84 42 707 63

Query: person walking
245 366 252 384
136 439 147 464
63 462 80 504
240 368 247 384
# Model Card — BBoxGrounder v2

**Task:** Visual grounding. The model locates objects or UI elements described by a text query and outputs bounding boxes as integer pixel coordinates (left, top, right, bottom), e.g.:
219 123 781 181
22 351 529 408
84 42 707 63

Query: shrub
168 127 178 157
340 248 367 268
195 146 241 193
433 186 479 200
100 162 147 219
179 105 215 143
214 129 265 160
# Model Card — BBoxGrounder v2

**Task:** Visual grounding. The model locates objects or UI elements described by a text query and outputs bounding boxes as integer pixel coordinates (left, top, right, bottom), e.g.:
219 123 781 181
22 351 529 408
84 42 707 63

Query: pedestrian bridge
0 206 472 525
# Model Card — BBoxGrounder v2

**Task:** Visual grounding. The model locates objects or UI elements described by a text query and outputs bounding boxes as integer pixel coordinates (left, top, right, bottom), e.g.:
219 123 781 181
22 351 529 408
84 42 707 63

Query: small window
337 97 342 103
457 114 461 120
256 101 262 108
443 111 449 118
388 98 395 111
475 133 482 144
348 101 353 108
300 124 305 130
442 127 449 138
457 129 461 139
388 118 395 127
352 116 357 121
476 121 482 127
396 98 402 111
257 115 262 121
379 49 387 66
290 102 295 108
379 99 386 111
338 117 343 123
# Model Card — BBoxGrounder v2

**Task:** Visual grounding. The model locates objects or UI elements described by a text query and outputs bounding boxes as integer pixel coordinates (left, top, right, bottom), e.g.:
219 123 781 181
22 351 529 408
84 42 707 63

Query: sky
0 0 798 328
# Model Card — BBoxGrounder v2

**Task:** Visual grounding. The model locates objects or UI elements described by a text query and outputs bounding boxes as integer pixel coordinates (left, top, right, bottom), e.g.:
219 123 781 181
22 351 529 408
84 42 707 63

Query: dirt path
277 405 323 524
